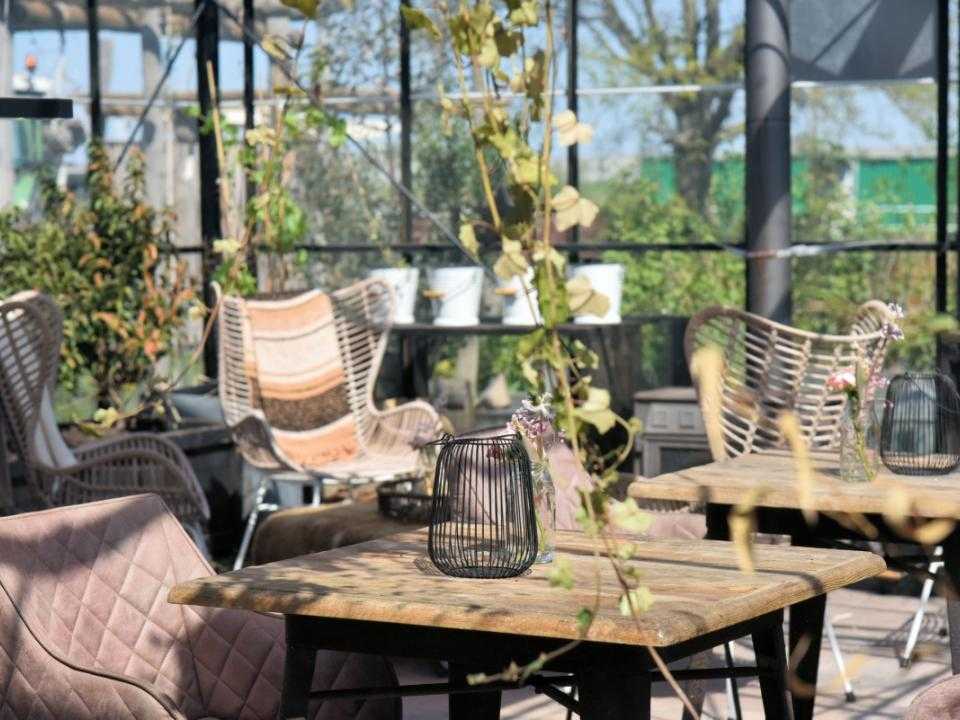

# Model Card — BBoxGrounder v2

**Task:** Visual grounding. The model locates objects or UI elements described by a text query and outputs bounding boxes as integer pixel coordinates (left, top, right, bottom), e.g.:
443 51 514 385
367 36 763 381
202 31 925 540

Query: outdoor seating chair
907 675 960 719
684 301 897 457
0 494 399 719
213 279 440 568
684 300 898 709
0 291 210 544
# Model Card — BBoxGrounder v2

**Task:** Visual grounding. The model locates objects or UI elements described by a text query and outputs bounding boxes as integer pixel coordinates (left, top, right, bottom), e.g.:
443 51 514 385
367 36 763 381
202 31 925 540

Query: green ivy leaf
279 0 318 18
576 607 594 634
493 239 528 279
459 222 479 259
574 387 617 434
566 275 610 319
548 558 574 590
478 37 500 68
608 498 652 534
619 587 654 617
401 6 442 41
508 0 539 26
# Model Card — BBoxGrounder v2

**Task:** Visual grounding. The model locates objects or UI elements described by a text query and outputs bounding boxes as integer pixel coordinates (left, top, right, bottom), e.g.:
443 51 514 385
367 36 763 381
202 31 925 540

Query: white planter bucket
499 269 542 326
426 266 485 326
570 263 625 324
368 267 419 324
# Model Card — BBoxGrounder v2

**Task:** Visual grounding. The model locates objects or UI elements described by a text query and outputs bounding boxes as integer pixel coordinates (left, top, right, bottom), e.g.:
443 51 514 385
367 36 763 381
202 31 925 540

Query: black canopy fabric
792 0 936 82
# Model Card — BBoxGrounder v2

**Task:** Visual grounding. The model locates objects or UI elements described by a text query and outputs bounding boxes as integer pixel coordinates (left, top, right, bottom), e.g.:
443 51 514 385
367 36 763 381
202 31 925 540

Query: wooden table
169 528 883 720
629 449 960 720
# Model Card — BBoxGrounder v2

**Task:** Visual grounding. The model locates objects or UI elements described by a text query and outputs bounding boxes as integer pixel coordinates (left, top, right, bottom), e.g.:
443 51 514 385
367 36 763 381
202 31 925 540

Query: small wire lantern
880 372 960 475
427 432 538 579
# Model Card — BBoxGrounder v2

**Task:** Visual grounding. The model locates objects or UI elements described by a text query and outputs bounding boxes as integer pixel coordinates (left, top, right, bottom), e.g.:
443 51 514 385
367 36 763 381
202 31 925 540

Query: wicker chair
683 300 896 708
684 301 896 458
214 279 439 567
0 291 210 541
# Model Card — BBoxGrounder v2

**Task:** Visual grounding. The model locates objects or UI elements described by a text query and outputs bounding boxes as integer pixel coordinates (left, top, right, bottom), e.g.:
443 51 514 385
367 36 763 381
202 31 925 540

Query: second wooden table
630 449 960 720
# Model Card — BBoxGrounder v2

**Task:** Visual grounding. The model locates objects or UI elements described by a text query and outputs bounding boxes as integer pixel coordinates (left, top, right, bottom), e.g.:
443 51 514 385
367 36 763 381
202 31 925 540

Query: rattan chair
684 300 896 707
214 279 440 567
0 291 210 541
684 301 896 458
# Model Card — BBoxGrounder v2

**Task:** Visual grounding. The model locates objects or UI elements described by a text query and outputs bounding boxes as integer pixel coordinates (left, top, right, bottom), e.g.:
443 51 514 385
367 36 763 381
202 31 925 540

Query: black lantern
427 433 538 579
880 373 960 475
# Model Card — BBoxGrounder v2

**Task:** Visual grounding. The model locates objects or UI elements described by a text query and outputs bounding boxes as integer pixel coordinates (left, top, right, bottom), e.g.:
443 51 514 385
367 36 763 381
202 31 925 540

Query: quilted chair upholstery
0 495 400 720
906 675 960 720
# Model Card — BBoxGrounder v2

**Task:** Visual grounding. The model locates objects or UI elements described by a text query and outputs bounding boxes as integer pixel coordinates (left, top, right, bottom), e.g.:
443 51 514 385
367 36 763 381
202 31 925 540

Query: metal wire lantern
427 432 539 579
880 372 960 475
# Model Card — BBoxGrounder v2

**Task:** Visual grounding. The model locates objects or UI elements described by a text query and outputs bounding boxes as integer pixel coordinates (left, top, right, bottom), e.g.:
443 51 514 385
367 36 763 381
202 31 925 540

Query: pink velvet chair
907 676 960 720
0 494 399 720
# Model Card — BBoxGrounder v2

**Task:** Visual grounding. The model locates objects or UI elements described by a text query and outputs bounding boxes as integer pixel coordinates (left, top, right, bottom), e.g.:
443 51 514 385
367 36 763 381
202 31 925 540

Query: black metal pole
938 0 951 320
87 0 104 141
243 0 255 145
400 0 414 246
567 0 580 249
243 0 259 281
196 0 221 378
744 0 791 322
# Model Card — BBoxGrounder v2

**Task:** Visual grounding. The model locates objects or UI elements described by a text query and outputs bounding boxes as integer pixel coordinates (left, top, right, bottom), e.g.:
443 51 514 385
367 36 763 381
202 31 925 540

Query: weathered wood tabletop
169 528 884 648
628 449 960 518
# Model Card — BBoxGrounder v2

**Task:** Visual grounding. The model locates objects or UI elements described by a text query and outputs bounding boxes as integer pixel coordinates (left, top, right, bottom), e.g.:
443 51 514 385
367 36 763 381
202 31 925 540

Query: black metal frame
19 0 950 376
278 610 792 720
0 97 72 120
86 0 103 140
195 0 220 377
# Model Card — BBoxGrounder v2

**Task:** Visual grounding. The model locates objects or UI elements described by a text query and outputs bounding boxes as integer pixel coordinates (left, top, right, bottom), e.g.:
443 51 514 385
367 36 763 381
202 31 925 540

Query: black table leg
942 528 960 673
788 593 826 720
448 663 502 720
752 614 790 720
279 641 317 720
705 503 731 541
577 669 651 720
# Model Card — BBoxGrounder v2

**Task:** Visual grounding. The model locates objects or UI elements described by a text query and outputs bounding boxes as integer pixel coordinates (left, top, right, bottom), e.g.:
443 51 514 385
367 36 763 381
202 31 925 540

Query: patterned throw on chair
244 291 360 469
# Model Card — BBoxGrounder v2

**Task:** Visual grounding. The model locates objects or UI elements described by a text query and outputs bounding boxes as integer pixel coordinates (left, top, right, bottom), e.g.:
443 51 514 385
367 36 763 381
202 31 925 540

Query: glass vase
531 460 556 563
839 403 879 483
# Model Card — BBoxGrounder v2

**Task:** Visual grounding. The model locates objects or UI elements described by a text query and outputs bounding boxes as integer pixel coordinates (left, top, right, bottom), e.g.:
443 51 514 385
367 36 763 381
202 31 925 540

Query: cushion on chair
0 495 400 720
32 388 78 469
547 443 707 539
244 291 360 468
906 675 960 720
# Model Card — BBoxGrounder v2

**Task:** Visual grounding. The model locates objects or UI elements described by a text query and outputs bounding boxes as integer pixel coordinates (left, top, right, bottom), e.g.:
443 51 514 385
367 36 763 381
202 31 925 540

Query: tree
581 0 743 215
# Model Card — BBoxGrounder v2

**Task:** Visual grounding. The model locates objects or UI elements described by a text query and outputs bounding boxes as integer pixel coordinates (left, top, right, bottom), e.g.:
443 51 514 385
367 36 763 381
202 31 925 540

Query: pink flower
827 369 857 393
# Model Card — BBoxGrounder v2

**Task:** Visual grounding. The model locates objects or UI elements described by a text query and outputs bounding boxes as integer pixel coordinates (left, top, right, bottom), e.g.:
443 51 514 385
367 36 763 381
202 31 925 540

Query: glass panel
793 251 937 370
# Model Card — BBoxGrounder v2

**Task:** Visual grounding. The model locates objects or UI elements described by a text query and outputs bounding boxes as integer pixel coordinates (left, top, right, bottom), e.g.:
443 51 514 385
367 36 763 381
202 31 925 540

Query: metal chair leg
234 478 271 571
724 642 743 720
824 614 856 702
901 546 944 668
